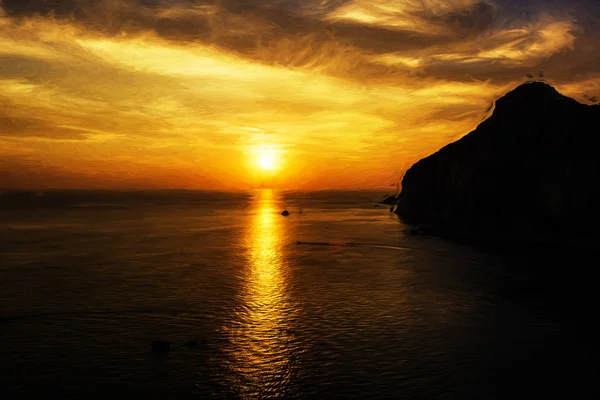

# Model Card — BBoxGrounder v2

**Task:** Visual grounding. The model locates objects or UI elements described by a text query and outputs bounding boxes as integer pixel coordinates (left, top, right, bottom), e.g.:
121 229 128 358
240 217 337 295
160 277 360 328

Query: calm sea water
0 190 597 398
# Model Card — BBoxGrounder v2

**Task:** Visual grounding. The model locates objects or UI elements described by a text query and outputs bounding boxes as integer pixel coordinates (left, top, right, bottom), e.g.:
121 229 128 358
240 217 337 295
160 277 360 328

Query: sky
1 0 599 191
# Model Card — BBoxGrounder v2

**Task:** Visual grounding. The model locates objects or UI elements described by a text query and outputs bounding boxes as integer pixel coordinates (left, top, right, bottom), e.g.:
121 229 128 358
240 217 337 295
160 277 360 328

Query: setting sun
255 146 281 172
258 152 275 171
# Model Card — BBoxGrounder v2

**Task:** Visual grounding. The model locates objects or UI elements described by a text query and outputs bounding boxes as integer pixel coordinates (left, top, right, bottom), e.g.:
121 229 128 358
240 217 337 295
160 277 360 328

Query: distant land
395 82 600 251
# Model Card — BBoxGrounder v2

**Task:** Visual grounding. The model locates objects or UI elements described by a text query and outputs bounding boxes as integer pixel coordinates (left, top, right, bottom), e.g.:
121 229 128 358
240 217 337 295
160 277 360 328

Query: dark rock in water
281 210 290 216
152 340 171 353
396 82 600 249
380 195 398 205
406 225 424 236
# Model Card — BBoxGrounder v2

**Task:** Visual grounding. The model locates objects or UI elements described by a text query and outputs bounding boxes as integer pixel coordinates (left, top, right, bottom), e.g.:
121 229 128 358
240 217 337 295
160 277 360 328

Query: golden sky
1 0 599 190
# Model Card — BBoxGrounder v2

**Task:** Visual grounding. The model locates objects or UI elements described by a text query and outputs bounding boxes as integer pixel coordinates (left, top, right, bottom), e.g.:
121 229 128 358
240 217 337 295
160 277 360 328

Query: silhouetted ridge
395 82 600 250
491 82 582 120
498 81 560 102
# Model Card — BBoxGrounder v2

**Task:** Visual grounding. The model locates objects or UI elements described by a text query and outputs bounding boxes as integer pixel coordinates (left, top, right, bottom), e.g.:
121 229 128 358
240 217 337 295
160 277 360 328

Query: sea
0 189 597 398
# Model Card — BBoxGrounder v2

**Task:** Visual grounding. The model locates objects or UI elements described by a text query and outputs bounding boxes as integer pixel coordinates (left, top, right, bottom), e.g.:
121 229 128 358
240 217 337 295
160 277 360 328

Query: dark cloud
1 0 80 16
2 0 598 86
425 1 496 35
2 1 596 82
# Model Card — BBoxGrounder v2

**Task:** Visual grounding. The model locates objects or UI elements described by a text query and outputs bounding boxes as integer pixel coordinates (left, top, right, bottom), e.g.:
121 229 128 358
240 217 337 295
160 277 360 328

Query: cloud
0 113 87 140
325 0 494 35
1 1 588 81
371 14 578 73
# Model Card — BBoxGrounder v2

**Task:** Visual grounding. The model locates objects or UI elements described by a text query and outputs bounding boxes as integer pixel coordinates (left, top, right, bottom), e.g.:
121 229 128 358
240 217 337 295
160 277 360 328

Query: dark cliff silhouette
396 82 600 250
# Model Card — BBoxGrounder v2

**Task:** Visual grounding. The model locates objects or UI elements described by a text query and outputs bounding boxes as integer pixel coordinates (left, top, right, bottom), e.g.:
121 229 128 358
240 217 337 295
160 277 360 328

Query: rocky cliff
396 82 600 248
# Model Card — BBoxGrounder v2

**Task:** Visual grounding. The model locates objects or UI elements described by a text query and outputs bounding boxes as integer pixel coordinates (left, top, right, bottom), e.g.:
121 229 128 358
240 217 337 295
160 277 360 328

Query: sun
258 150 276 171
255 146 281 172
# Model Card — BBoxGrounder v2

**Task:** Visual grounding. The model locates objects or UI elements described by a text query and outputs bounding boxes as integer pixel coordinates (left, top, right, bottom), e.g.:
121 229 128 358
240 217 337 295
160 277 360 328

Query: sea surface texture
0 190 596 398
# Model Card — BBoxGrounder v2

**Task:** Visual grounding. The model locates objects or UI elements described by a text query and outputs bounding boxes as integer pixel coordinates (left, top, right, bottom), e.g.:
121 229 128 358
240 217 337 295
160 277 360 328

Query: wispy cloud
325 0 491 35
371 15 577 72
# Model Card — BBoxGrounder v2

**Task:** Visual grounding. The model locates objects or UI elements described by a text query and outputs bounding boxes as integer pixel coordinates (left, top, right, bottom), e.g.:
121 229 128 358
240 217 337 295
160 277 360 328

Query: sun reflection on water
227 189 297 399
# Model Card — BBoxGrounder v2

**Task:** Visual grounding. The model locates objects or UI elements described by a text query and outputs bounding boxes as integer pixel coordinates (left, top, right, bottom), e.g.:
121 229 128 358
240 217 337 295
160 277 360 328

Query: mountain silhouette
395 82 600 249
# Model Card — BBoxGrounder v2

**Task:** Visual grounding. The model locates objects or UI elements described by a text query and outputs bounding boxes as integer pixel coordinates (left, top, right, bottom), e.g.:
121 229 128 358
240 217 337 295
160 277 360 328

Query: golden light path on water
227 189 298 398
